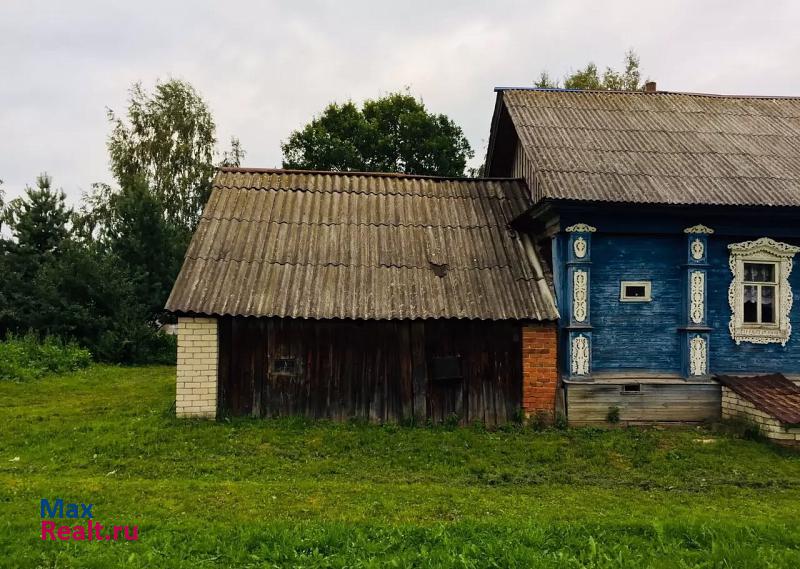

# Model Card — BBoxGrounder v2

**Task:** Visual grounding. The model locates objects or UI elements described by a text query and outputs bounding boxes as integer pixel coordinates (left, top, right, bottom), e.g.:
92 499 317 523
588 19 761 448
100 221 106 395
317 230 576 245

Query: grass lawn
1 366 800 568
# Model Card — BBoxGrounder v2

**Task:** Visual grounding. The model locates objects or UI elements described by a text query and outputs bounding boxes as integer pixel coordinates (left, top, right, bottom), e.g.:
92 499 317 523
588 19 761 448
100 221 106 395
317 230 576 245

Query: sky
1 0 799 204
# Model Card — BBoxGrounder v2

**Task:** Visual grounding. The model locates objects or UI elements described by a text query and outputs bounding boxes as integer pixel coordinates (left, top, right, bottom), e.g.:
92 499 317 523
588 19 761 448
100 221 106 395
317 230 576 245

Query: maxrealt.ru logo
40 499 139 542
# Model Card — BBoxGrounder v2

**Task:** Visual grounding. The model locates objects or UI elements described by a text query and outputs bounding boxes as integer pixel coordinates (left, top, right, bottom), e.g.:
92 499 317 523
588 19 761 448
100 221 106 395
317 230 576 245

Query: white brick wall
721 387 800 445
176 317 218 419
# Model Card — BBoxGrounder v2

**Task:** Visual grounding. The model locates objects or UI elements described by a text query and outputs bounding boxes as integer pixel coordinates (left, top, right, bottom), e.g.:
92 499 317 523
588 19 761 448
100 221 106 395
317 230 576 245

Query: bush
606 406 621 424
0 333 92 381
93 324 177 364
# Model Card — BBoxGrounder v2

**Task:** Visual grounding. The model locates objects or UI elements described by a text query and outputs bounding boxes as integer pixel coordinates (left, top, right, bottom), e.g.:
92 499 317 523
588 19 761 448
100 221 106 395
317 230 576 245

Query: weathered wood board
566 381 721 426
218 317 523 425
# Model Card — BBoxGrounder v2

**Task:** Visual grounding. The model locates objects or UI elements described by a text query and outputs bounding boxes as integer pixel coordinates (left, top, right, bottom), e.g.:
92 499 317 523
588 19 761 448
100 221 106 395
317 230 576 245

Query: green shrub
528 410 551 431
714 417 765 442
0 332 92 381
606 405 621 424
94 324 177 364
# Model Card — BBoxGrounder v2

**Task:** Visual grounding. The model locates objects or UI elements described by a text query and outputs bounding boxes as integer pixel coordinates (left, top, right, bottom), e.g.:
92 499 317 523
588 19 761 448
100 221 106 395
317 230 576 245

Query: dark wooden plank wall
218 317 522 425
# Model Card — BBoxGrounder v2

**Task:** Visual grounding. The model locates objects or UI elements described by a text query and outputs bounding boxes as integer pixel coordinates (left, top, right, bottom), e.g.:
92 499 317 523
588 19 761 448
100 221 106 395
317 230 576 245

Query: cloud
1 0 798 203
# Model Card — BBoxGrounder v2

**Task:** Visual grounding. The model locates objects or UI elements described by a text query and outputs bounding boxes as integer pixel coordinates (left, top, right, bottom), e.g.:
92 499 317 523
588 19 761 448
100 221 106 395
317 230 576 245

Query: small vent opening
622 384 641 393
431 356 463 381
271 357 298 376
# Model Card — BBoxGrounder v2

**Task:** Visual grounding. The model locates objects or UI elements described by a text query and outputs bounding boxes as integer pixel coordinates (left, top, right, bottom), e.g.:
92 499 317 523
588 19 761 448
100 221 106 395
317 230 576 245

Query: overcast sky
1 0 799 203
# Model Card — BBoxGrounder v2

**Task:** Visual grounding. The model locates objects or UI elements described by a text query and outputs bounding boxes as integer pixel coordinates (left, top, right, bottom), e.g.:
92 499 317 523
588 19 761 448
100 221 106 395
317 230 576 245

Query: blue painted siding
590 234 683 372
707 237 800 374
548 208 800 376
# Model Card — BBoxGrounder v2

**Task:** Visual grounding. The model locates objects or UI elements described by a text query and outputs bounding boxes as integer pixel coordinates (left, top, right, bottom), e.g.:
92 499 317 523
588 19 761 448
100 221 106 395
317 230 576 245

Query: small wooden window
622 384 641 394
431 356 462 381
620 281 652 302
271 357 298 376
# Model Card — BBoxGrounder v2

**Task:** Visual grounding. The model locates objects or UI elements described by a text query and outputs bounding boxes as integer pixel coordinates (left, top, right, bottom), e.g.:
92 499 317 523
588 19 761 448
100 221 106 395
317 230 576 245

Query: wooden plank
411 322 427 423
398 323 414 423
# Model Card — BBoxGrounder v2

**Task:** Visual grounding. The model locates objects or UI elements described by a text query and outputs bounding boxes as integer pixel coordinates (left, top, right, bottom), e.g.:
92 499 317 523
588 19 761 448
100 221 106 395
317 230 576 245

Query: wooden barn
166 169 559 424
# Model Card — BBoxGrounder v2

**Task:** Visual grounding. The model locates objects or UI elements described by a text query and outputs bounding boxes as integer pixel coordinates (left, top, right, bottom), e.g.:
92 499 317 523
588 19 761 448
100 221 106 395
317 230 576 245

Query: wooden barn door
424 321 466 423
218 316 267 417
423 320 522 426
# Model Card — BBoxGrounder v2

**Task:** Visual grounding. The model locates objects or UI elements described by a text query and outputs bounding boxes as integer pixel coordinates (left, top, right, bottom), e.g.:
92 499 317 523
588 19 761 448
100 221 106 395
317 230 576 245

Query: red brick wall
522 322 559 418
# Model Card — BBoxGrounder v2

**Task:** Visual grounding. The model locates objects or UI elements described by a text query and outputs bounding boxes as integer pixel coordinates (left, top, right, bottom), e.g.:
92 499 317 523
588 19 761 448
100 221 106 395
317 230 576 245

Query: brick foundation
722 387 800 446
176 317 218 419
522 322 559 418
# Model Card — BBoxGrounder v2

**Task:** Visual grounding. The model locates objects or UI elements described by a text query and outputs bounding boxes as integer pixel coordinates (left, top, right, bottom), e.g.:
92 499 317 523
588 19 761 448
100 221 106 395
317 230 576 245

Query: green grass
1 366 799 567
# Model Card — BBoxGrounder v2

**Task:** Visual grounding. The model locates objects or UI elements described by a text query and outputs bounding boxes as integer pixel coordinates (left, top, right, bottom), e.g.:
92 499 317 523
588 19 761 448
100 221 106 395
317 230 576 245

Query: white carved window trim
728 238 799 346
619 281 652 302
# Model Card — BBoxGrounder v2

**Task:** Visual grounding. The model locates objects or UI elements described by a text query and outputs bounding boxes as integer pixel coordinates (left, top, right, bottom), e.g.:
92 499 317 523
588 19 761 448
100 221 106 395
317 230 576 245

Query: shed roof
489 88 800 207
716 373 800 425
165 168 558 321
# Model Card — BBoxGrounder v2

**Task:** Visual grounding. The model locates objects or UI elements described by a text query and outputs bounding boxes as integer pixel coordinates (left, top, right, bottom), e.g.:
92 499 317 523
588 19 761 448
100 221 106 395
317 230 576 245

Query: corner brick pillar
522 322 559 418
176 316 218 419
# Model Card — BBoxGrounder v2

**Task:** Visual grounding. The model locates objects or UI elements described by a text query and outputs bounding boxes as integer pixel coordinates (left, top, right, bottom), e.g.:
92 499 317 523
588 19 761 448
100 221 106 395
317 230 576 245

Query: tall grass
0 332 91 381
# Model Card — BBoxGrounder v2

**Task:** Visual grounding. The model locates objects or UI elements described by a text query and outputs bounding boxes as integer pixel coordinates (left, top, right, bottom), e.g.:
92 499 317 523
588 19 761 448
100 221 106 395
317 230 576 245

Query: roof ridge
211 183 523 199
497 87 800 100
217 167 521 182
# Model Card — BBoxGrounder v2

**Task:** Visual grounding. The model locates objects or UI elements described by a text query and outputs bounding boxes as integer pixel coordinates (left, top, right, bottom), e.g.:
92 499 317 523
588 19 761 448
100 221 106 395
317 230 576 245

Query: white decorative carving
684 224 715 234
573 236 587 259
728 238 800 346
730 237 800 256
573 270 588 322
565 223 597 233
571 335 590 375
690 271 705 324
689 335 707 376
690 238 704 260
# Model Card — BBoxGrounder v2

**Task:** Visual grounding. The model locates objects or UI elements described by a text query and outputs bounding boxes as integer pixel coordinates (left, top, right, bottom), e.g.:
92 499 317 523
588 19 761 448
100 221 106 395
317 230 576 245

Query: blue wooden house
485 86 800 432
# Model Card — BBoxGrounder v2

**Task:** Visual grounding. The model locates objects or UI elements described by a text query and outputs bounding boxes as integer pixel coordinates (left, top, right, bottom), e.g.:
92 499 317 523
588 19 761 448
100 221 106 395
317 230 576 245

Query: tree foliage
535 50 646 91
0 174 176 363
0 80 241 364
102 175 187 319
282 92 473 177
106 79 241 230
3 174 71 256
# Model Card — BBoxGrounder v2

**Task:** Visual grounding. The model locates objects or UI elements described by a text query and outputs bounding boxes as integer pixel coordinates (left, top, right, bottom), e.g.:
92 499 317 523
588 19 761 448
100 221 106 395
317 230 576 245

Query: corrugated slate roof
166 169 558 321
500 89 800 207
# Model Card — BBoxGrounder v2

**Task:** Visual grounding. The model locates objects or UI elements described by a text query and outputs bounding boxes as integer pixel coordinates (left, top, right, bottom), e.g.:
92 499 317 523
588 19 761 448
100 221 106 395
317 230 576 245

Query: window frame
270 356 300 377
619 280 652 302
740 261 779 327
728 238 799 346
